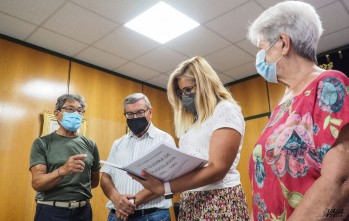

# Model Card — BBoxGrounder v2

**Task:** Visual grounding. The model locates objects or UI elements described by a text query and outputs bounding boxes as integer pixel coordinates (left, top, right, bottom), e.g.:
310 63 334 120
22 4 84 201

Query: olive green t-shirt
30 132 100 201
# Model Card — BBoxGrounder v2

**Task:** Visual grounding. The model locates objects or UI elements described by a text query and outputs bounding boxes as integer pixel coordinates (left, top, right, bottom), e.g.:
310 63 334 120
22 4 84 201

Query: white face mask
255 37 283 83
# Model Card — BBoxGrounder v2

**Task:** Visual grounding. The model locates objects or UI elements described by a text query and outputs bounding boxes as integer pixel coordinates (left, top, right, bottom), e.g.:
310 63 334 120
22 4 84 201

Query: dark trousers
34 202 92 221
107 208 170 221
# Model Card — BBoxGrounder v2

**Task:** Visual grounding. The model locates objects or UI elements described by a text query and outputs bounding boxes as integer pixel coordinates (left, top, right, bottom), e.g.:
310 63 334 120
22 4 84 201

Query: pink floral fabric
249 70 349 220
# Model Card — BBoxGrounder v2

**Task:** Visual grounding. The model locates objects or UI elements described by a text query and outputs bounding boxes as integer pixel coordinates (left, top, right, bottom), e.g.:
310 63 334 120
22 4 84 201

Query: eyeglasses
124 109 148 119
176 84 196 97
61 106 85 115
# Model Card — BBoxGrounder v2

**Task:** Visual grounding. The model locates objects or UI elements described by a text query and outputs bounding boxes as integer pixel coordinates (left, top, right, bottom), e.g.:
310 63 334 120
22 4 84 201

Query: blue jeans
107 209 170 221
34 203 92 221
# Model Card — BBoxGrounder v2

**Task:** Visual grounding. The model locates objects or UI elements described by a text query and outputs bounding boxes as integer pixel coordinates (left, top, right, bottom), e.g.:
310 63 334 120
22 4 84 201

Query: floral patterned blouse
249 70 349 220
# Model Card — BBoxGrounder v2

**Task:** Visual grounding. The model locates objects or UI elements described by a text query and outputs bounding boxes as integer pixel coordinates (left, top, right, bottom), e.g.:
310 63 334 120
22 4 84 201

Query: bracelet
57 167 63 177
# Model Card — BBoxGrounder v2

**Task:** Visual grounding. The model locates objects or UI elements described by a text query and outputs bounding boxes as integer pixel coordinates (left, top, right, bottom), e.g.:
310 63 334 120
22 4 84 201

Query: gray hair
247 1 323 62
123 93 152 112
55 94 86 110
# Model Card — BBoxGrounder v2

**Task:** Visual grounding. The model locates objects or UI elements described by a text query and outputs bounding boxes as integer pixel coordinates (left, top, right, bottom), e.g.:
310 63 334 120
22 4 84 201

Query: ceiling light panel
125 2 199 44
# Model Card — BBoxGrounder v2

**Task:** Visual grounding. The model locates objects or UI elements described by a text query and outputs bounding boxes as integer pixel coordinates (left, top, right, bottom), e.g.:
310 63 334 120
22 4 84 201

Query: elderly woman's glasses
124 109 148 119
176 84 196 97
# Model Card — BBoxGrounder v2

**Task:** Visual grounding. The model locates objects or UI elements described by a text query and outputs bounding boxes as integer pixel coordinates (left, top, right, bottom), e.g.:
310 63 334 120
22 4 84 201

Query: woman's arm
288 124 349 220
130 127 242 195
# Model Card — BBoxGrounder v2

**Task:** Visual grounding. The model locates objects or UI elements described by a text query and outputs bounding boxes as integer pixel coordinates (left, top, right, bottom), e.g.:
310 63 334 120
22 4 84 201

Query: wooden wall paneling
142 85 177 143
69 62 142 221
237 116 269 213
0 37 278 221
267 82 286 110
0 39 69 221
228 77 269 118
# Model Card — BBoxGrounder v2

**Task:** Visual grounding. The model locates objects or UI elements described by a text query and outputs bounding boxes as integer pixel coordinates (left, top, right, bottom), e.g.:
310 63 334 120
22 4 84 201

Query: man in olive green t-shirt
29 94 100 221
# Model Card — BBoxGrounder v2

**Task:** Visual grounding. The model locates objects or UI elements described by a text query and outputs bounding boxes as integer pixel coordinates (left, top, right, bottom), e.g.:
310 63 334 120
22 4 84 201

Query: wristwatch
164 182 173 199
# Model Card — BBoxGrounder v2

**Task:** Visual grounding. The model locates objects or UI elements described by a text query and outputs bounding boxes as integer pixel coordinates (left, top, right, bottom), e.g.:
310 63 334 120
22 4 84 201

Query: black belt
111 208 162 218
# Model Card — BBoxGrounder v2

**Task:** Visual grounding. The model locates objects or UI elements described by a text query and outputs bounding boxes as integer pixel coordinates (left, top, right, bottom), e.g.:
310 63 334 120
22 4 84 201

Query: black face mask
182 93 197 114
127 117 149 135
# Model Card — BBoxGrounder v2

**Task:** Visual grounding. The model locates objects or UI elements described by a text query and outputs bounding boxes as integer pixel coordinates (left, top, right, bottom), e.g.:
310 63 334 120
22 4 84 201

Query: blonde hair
167 56 240 137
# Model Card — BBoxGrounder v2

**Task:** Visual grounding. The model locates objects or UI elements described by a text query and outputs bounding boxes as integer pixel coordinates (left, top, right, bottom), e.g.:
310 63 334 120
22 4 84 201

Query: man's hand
59 154 87 175
112 195 136 220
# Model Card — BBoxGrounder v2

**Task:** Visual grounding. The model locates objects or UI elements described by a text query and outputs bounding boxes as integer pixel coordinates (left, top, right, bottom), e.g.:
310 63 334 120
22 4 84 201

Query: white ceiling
1 0 349 89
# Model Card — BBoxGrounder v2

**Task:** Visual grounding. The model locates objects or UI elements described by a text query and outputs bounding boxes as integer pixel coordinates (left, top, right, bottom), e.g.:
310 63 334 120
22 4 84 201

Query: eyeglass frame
124 108 149 119
60 106 85 115
176 84 196 97
256 36 280 54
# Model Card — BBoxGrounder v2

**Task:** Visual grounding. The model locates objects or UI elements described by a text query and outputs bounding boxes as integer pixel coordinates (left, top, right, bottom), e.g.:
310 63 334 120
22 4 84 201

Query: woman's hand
128 170 165 196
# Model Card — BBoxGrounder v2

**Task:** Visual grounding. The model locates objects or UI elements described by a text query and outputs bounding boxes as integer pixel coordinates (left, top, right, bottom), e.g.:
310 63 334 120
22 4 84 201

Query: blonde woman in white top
131 56 249 220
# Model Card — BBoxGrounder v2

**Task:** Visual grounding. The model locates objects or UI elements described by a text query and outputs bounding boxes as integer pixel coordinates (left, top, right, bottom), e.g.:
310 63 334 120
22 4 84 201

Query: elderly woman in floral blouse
247 1 349 220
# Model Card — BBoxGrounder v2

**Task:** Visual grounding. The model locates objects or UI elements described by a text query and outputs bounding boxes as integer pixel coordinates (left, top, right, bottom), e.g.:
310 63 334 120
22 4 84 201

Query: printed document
100 141 208 182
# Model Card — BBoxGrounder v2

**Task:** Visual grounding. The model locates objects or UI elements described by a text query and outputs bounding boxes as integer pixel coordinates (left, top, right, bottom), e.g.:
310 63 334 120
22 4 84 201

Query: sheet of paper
99 160 146 179
99 160 123 169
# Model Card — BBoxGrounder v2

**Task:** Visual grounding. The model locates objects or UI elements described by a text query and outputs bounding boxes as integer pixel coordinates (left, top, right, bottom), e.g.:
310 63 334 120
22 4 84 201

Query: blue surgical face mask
60 112 82 131
255 37 283 83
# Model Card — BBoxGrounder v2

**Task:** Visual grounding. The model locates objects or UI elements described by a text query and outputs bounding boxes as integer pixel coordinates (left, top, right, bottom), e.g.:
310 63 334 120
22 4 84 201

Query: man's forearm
135 189 161 206
100 173 120 201
91 170 100 188
31 167 64 191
